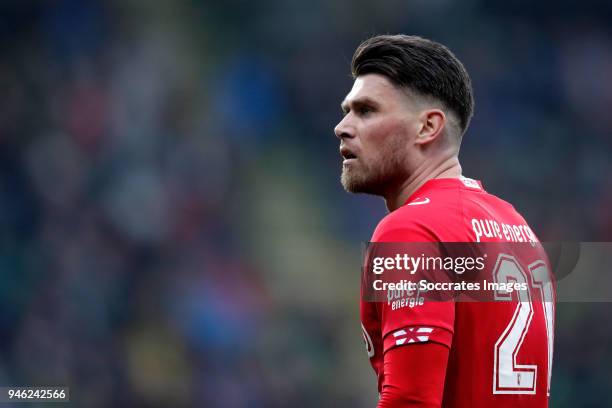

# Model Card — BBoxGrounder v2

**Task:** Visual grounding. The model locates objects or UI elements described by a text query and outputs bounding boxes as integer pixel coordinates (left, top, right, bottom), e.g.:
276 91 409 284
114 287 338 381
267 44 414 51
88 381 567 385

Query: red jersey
360 177 555 407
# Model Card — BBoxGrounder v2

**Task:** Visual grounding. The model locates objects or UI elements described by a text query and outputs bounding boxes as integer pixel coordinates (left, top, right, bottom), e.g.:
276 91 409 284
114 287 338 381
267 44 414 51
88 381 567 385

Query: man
335 35 555 407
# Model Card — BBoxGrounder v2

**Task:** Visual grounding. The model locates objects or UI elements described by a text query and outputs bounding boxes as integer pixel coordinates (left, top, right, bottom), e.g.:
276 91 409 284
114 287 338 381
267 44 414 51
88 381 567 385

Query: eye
359 106 373 116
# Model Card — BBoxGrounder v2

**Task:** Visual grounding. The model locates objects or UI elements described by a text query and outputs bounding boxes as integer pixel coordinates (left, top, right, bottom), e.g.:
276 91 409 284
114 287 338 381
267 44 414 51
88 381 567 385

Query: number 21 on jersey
492 254 554 396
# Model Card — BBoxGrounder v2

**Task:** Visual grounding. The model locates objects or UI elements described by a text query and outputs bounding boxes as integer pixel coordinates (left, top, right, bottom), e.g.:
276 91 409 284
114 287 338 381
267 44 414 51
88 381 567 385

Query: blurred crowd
0 1 611 407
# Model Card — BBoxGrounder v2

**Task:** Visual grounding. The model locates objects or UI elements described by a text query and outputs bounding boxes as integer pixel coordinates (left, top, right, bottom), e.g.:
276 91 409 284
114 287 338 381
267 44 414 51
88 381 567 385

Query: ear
415 109 446 145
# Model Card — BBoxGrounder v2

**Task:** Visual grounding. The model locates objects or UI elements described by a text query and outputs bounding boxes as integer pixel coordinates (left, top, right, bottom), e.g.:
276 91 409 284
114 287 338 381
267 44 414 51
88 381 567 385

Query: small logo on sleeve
392 327 434 345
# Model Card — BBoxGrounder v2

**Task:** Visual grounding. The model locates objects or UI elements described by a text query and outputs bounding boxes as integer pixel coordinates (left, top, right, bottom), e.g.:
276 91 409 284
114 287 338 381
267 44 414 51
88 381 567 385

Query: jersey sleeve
377 343 449 408
373 222 455 354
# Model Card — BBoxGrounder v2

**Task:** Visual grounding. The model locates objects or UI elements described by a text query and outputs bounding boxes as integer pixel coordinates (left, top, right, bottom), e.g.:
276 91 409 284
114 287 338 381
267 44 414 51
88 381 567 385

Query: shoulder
372 180 476 242
371 201 444 242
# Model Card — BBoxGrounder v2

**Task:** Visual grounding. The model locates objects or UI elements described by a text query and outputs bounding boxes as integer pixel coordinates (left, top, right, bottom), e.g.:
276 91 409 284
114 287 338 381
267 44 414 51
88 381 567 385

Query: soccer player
335 35 555 407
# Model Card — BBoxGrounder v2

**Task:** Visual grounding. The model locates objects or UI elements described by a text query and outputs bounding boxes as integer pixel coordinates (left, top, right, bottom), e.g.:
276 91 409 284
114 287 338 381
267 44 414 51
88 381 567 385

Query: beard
340 151 407 196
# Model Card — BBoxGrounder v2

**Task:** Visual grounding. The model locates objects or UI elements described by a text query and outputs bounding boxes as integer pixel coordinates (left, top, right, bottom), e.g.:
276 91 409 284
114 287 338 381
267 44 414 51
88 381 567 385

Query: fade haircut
351 34 474 137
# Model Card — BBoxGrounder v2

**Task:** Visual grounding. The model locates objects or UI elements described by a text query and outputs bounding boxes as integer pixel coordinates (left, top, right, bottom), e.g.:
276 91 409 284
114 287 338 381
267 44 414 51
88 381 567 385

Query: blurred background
1 0 611 407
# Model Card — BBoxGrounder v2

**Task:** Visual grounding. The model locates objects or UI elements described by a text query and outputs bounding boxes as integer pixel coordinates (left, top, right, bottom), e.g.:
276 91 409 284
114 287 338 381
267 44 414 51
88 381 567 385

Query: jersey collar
403 177 484 206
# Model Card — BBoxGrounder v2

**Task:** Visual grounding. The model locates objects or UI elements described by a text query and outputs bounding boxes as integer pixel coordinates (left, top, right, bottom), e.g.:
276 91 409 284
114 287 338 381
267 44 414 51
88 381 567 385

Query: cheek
362 118 411 155
362 119 394 146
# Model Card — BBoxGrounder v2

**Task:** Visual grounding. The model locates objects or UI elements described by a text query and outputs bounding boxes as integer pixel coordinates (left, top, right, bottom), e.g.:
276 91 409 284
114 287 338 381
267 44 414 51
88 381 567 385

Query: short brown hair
352 34 474 135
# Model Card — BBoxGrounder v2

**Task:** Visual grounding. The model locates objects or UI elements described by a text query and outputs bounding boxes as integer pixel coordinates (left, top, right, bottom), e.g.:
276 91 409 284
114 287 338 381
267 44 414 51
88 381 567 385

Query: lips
340 146 358 163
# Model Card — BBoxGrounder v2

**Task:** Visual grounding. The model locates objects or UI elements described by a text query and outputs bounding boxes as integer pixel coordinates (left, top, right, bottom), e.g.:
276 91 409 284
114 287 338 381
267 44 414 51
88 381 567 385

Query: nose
334 115 354 140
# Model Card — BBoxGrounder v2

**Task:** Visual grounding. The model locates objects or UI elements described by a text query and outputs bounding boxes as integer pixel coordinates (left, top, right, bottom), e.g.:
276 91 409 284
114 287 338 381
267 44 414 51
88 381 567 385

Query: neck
384 156 462 212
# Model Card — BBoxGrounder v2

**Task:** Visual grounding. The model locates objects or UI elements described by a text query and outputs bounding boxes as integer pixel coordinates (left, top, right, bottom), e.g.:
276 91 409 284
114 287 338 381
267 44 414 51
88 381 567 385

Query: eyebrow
341 97 379 113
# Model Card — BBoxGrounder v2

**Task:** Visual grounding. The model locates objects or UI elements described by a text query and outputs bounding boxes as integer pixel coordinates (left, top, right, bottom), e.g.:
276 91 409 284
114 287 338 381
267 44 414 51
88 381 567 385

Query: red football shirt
360 177 555 407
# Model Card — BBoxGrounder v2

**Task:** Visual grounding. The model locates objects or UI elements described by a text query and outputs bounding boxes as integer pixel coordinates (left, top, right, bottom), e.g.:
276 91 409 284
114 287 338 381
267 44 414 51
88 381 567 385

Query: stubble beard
340 150 407 196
